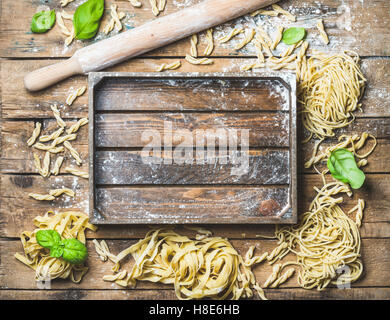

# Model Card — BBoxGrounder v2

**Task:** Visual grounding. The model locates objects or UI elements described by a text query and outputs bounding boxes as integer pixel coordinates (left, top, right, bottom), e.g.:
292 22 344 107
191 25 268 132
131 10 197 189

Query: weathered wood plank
1 58 389 119
1 287 389 300
1 238 389 289
95 112 290 148
1 0 389 57
95 77 290 112
0 174 389 238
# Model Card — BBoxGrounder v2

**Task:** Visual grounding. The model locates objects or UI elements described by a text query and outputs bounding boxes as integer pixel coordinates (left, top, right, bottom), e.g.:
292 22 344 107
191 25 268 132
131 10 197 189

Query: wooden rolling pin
24 0 278 91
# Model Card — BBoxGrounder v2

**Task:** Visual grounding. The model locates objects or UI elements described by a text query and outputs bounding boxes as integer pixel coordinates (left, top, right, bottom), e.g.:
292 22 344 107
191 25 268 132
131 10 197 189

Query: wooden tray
88 72 297 224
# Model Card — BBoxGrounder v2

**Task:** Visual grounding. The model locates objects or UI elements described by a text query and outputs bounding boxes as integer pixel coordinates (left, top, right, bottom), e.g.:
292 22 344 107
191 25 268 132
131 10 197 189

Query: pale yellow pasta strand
49 188 75 197
66 86 87 106
203 28 214 56
27 122 41 146
218 27 244 43
241 62 265 71
271 26 284 50
56 12 71 36
28 193 55 201
50 105 66 128
348 199 365 228
39 127 64 142
41 151 50 178
158 0 166 12
150 0 159 16
65 167 89 179
263 263 282 288
317 19 329 45
63 141 82 165
270 268 295 288
129 0 142 8
51 134 77 148
156 60 181 71
185 54 213 65
250 9 278 17
235 28 255 50
256 25 272 47
60 0 74 7
272 4 296 21
51 156 64 176
190 34 198 57
255 34 273 57
67 118 89 134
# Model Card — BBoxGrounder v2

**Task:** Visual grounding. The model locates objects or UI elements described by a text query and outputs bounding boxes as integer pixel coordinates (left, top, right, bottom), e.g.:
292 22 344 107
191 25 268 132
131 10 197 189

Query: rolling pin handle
24 57 83 92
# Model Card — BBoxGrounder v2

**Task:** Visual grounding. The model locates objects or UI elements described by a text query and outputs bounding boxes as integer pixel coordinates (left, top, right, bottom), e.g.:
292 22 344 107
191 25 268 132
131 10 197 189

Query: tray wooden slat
89 72 297 224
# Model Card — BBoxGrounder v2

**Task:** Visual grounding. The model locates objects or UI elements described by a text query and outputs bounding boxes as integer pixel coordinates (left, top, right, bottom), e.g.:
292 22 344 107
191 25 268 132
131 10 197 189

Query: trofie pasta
67 118 89 134
95 229 270 300
51 156 64 175
129 0 142 8
190 34 198 57
256 25 272 47
41 151 51 178
27 122 41 146
156 60 181 71
60 0 74 7
316 19 329 45
103 4 126 34
50 104 66 128
250 9 279 17
271 4 296 21
66 86 87 105
349 199 365 228
297 51 366 141
218 27 244 43
185 54 213 65
39 127 64 142
64 141 82 165
271 26 284 50
203 28 214 56
49 188 75 197
28 193 55 201
150 0 160 16
65 167 89 179
235 28 255 50
14 211 97 283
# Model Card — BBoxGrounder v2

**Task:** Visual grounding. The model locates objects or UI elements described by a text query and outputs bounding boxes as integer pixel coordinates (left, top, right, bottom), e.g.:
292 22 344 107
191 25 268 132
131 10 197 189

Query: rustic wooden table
0 0 389 300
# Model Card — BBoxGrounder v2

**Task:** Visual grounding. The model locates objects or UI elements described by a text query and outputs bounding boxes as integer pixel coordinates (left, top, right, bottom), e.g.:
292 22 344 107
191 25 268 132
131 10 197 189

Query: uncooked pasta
56 12 72 36
65 167 89 179
158 0 166 12
156 60 181 71
256 25 272 47
129 0 142 8
41 151 50 178
255 34 273 57
263 263 282 288
267 182 363 290
349 199 365 228
60 0 74 7
203 28 214 56
241 62 265 71
150 0 160 16
297 51 366 141
271 26 283 50
253 39 265 63
51 133 77 147
50 105 66 128
269 268 295 288
317 19 329 45
190 34 198 57
14 211 96 283
250 9 279 17
235 28 255 50
185 54 213 65
63 141 82 165
39 127 64 143
51 156 64 176
66 86 87 105
271 4 296 21
49 188 75 197
218 27 243 43
67 118 89 134
95 229 269 300
28 193 55 201
27 122 41 146
49 146 65 154
103 4 125 34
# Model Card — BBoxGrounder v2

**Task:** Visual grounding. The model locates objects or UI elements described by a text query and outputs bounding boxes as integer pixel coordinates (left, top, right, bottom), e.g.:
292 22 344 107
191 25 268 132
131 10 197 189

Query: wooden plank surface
2 238 389 289
1 0 390 301
1 0 389 57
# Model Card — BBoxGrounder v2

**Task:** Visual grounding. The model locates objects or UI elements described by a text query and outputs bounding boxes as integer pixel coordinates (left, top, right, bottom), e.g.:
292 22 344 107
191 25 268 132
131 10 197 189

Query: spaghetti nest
271 182 362 290
95 229 267 300
14 211 97 283
298 51 366 141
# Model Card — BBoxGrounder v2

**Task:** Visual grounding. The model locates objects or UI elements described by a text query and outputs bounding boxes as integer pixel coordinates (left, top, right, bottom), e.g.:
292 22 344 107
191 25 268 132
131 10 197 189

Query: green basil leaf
73 0 104 40
36 230 62 249
31 10 56 33
327 148 365 189
62 239 88 264
282 27 306 45
50 245 64 258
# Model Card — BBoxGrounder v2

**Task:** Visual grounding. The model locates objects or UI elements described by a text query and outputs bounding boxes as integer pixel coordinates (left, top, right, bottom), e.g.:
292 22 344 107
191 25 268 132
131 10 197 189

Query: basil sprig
327 148 366 189
36 230 88 264
282 27 306 45
73 0 105 40
31 10 56 33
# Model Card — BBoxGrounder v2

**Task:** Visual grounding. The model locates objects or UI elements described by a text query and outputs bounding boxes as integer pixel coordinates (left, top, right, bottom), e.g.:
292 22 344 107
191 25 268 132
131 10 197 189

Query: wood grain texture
1 238 389 289
1 58 389 119
1 0 389 58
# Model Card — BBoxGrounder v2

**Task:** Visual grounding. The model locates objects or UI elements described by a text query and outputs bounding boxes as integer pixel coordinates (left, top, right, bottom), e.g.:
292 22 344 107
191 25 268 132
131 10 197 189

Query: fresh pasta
67 118 89 134
317 19 329 45
297 51 366 141
271 4 296 21
63 141 82 165
39 127 64 142
41 151 51 178
103 4 126 34
49 188 75 197
235 28 255 50
66 86 87 105
51 156 64 175
203 28 214 56
60 0 74 7
156 60 181 71
28 193 55 201
65 167 89 179
95 229 269 300
150 0 160 16
190 34 198 57
129 0 142 8
271 26 283 50
218 27 244 43
50 104 66 128
250 9 279 17
14 211 96 283
185 54 213 65
27 122 41 146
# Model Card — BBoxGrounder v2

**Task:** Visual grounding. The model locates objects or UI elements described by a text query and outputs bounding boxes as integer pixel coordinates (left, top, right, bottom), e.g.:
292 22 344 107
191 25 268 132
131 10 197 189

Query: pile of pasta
298 51 366 141
14 211 97 283
94 229 270 300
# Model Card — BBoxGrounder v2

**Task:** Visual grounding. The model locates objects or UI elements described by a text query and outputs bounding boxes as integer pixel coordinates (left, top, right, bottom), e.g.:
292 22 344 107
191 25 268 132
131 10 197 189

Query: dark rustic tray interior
88 72 297 224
